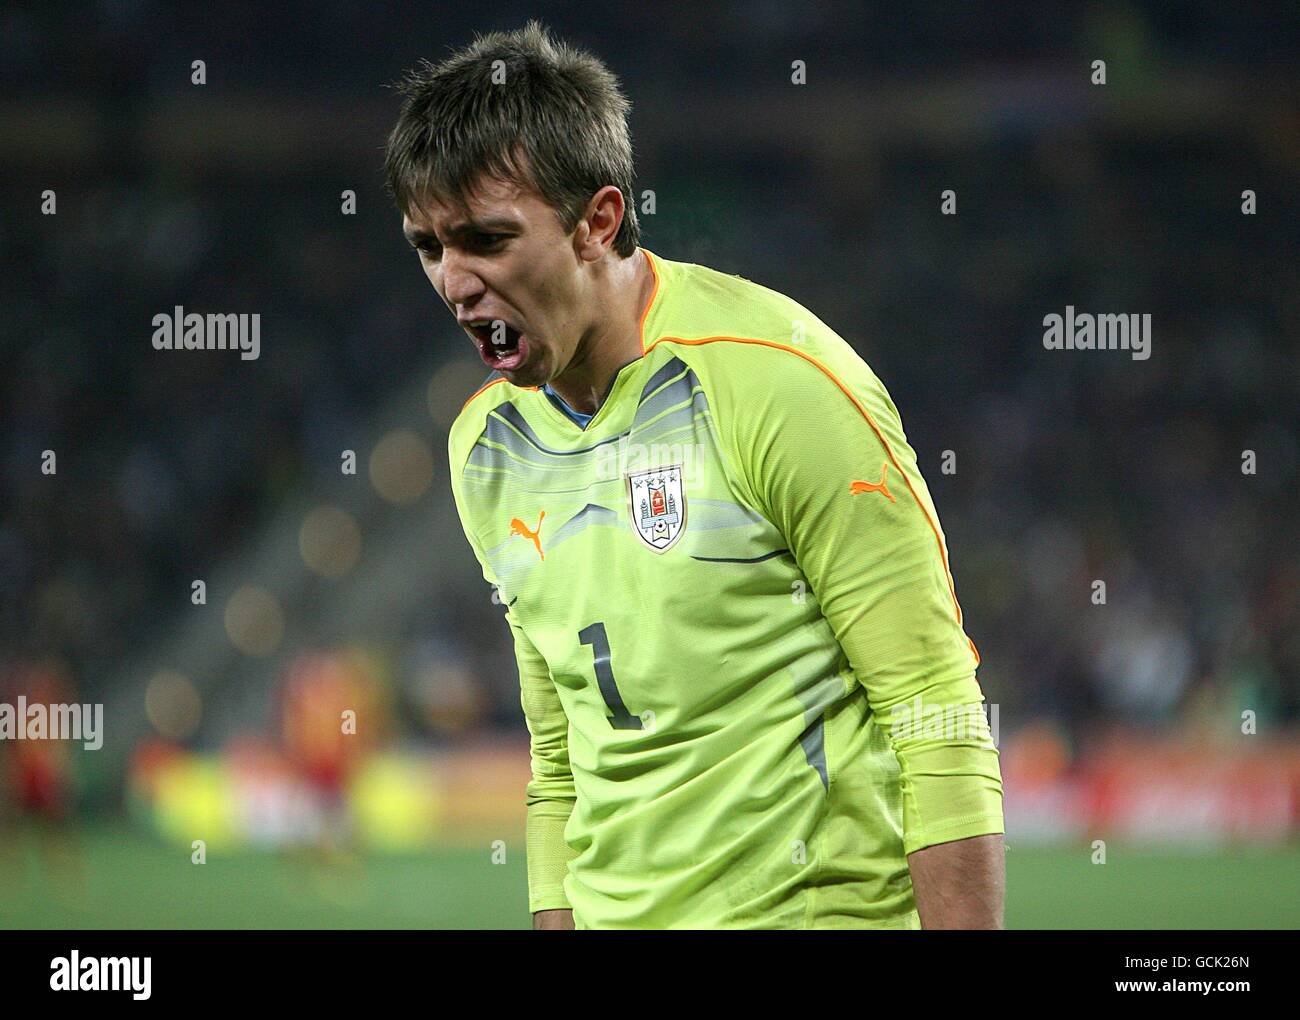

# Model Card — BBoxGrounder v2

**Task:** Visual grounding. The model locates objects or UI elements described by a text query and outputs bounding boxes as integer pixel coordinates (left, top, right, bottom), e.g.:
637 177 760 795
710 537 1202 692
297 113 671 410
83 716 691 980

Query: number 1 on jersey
579 621 642 730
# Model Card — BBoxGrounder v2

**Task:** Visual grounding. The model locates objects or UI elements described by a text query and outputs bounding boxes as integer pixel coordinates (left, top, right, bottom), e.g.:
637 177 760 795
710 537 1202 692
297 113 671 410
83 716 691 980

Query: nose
440 250 485 309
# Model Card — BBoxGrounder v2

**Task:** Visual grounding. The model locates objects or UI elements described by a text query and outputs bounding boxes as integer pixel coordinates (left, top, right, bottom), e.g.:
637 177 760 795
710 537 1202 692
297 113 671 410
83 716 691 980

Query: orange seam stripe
637 249 661 355
461 376 510 411
460 377 540 413
644 333 981 667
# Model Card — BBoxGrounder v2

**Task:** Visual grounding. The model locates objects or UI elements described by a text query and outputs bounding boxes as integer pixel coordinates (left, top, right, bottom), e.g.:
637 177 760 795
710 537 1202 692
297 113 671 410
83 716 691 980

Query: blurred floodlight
144 669 203 740
427 357 489 430
298 505 361 578
368 428 433 505
224 584 285 656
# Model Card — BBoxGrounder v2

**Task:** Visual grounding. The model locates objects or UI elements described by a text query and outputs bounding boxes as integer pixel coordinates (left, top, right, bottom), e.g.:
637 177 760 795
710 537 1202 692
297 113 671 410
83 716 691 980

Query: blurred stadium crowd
0 3 1296 843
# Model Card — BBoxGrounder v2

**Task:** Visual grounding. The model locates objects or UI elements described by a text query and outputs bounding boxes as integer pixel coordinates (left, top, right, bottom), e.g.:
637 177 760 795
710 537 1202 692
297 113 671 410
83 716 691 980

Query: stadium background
1 2 1297 928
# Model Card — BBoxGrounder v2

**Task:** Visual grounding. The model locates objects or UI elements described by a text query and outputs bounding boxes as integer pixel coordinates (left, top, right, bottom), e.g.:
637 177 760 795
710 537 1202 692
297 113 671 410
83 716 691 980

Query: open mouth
467 320 529 372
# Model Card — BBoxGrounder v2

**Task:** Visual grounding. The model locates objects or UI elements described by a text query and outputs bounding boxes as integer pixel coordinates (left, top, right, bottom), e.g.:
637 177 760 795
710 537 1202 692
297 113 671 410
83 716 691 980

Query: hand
533 908 575 930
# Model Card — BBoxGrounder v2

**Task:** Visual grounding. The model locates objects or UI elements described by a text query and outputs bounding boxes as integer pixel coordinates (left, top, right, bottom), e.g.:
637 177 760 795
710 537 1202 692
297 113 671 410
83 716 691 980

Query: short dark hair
384 20 640 258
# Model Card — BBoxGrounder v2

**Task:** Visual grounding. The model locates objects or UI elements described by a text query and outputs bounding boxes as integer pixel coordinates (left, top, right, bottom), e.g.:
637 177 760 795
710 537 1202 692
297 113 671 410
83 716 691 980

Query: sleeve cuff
887 699 1005 858
903 813 1005 856
526 802 578 913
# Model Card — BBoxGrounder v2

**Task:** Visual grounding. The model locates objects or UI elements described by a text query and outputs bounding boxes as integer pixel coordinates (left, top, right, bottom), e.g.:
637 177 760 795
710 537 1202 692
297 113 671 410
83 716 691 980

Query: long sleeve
726 340 1004 855
510 606 579 911
449 436 578 912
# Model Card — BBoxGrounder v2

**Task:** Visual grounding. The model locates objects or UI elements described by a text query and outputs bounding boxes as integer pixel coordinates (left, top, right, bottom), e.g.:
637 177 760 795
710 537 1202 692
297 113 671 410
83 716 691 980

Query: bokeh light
144 669 203 741
298 505 362 578
427 357 489 430
224 585 285 657
368 428 434 505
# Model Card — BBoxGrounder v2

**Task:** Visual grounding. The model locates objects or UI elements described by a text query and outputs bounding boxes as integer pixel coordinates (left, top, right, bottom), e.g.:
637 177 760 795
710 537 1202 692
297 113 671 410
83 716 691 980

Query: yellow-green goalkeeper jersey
448 248 1003 929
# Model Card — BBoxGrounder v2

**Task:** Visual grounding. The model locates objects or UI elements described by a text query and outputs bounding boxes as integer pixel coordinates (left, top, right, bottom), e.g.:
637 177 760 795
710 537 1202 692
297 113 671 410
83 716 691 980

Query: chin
502 340 564 389
504 361 550 389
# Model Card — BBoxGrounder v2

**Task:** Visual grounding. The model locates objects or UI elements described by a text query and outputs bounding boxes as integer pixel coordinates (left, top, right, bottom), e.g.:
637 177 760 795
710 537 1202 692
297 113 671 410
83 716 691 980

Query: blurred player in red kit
0 658 83 897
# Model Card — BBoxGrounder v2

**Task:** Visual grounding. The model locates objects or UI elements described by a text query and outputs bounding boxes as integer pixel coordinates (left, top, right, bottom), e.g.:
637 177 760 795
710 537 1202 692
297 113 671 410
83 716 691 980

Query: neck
548 249 652 415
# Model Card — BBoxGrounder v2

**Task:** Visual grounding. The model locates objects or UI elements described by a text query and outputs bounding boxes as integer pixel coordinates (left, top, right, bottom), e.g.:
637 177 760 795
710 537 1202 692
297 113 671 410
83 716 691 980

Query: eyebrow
403 217 521 246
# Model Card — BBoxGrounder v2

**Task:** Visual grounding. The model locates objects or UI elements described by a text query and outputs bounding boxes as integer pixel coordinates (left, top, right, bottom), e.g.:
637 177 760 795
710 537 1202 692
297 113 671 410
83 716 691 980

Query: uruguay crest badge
626 464 686 552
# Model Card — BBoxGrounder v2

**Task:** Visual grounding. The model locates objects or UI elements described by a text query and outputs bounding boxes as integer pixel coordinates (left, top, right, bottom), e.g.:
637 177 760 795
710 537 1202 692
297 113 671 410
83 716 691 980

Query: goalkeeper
385 22 1004 929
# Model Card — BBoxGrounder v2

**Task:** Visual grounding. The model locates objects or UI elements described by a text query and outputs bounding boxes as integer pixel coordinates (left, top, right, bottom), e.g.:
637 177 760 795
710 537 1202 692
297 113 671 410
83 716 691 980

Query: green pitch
1 826 1296 929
